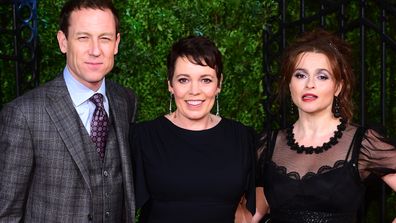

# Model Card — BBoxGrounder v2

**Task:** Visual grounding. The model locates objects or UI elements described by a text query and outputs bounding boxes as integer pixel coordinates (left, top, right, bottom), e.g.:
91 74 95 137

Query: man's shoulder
106 79 136 99
2 75 64 110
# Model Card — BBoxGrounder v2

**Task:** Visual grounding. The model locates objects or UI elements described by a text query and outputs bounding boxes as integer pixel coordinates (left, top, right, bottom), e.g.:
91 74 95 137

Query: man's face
57 8 120 91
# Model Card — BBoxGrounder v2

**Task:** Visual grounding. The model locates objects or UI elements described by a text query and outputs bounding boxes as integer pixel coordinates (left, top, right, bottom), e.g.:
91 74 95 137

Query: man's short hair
59 0 119 38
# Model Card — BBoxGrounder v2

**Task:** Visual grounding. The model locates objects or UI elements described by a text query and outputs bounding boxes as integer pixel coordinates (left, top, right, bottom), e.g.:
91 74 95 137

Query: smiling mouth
86 62 103 65
186 100 204 106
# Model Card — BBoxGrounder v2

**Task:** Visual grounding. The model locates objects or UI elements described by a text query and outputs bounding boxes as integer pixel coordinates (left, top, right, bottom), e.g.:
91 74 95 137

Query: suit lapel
44 75 92 193
107 84 130 152
106 81 135 222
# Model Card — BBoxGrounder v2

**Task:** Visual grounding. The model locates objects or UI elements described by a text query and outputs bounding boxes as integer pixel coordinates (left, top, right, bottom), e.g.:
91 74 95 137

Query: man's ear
57 31 67 54
114 33 121 55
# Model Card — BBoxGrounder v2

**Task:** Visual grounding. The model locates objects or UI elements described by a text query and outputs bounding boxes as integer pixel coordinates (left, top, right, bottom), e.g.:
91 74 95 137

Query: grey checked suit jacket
0 75 137 222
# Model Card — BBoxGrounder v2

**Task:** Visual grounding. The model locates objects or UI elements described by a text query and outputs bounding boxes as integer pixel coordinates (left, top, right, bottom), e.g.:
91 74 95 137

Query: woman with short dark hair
131 36 255 223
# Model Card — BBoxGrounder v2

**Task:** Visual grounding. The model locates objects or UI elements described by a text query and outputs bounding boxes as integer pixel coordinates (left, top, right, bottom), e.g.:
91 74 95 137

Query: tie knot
90 93 105 108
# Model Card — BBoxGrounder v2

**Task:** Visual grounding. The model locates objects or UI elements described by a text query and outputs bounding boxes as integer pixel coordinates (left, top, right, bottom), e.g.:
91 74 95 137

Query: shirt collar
63 66 107 107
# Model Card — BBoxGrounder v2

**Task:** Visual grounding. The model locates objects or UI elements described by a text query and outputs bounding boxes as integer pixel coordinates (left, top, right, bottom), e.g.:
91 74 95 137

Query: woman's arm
382 173 396 222
235 196 252 223
382 173 396 191
251 187 269 223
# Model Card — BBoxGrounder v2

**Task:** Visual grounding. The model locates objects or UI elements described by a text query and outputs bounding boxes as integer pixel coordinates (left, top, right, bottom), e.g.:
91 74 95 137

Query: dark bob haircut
167 36 223 87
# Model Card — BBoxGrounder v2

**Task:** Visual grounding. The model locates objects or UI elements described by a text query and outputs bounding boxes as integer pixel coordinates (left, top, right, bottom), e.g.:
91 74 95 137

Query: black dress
131 116 256 223
257 124 396 223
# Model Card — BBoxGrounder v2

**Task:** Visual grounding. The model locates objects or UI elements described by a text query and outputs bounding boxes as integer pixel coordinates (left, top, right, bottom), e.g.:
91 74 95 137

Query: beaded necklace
286 118 347 154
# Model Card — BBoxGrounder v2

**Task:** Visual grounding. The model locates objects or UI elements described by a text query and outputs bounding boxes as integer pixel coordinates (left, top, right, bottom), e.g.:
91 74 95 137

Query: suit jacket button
88 214 93 221
105 211 110 217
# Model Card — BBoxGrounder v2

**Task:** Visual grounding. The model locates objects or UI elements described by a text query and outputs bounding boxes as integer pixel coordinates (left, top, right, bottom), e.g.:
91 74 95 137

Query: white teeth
187 100 202 105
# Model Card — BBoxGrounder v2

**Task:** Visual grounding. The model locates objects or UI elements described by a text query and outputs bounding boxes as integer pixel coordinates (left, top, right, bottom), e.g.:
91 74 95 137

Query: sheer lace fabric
257 124 396 181
256 123 396 223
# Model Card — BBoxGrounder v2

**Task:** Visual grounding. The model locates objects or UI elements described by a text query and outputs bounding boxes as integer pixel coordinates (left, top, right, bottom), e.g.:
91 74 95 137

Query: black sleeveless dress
257 124 396 223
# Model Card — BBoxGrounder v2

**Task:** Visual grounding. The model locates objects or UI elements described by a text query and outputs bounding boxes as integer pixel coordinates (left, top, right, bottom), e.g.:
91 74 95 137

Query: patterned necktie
89 93 109 161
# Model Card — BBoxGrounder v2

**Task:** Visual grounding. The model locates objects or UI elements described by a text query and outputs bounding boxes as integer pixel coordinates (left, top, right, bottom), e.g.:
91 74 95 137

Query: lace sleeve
256 130 272 187
359 128 396 179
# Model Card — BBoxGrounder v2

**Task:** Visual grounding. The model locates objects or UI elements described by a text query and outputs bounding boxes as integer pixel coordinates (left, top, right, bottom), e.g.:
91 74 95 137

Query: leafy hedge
26 0 279 131
1 1 395 222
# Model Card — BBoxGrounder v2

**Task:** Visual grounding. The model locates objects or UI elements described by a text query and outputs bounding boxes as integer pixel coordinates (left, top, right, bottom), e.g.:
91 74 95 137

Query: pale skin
57 8 120 92
384 174 396 223
166 56 221 130
253 52 396 222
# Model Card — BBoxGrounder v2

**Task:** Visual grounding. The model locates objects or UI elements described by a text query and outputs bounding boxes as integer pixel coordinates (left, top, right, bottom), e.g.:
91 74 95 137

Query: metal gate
0 0 38 109
0 0 395 222
262 0 396 222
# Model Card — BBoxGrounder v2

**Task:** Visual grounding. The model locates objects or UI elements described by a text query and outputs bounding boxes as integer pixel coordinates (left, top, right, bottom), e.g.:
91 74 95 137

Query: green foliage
0 4 16 107
111 0 277 130
1 0 396 222
19 0 278 131
37 1 66 83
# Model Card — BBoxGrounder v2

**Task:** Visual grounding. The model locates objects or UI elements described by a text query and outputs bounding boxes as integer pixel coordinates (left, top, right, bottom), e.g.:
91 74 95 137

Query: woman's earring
216 94 220 116
169 93 173 115
290 100 295 116
332 96 341 118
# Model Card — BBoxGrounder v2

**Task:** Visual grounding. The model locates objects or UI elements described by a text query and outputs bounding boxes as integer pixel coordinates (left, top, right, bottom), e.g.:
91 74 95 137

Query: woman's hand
235 196 252 223
251 187 269 223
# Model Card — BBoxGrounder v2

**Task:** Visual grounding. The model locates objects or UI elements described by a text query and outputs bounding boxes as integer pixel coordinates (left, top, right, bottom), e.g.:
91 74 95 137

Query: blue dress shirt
63 66 110 135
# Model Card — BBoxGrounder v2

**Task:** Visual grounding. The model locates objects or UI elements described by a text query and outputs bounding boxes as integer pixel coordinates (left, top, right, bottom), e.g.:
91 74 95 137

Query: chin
87 75 106 82
185 113 210 120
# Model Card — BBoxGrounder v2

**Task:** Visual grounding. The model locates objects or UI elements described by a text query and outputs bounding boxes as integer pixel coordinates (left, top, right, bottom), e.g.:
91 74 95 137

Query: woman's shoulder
136 116 168 126
131 116 168 136
347 122 390 141
221 117 257 134
221 117 244 126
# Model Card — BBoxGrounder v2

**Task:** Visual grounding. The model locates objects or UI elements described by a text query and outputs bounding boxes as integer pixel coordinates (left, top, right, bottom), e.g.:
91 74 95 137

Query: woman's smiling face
168 56 221 122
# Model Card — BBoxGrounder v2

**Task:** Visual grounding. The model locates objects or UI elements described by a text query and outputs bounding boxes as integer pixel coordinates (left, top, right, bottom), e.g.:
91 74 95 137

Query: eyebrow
316 68 331 74
174 74 189 77
75 32 116 37
294 68 307 73
294 68 330 73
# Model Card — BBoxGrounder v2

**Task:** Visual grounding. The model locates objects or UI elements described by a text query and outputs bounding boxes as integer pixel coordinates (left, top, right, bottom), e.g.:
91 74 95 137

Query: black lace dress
257 123 396 223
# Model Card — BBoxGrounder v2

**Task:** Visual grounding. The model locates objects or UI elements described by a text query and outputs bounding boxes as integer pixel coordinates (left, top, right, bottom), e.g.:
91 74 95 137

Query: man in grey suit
0 0 136 222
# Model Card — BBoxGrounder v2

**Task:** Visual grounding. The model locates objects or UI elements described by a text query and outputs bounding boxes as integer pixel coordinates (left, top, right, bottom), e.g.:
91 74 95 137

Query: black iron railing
0 0 38 108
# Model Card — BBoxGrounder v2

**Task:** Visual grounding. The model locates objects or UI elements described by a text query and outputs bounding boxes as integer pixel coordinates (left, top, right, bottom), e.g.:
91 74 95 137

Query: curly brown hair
279 29 355 120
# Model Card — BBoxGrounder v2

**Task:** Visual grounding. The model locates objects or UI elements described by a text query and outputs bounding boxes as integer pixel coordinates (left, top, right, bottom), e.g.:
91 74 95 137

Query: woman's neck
293 113 342 147
165 111 221 131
